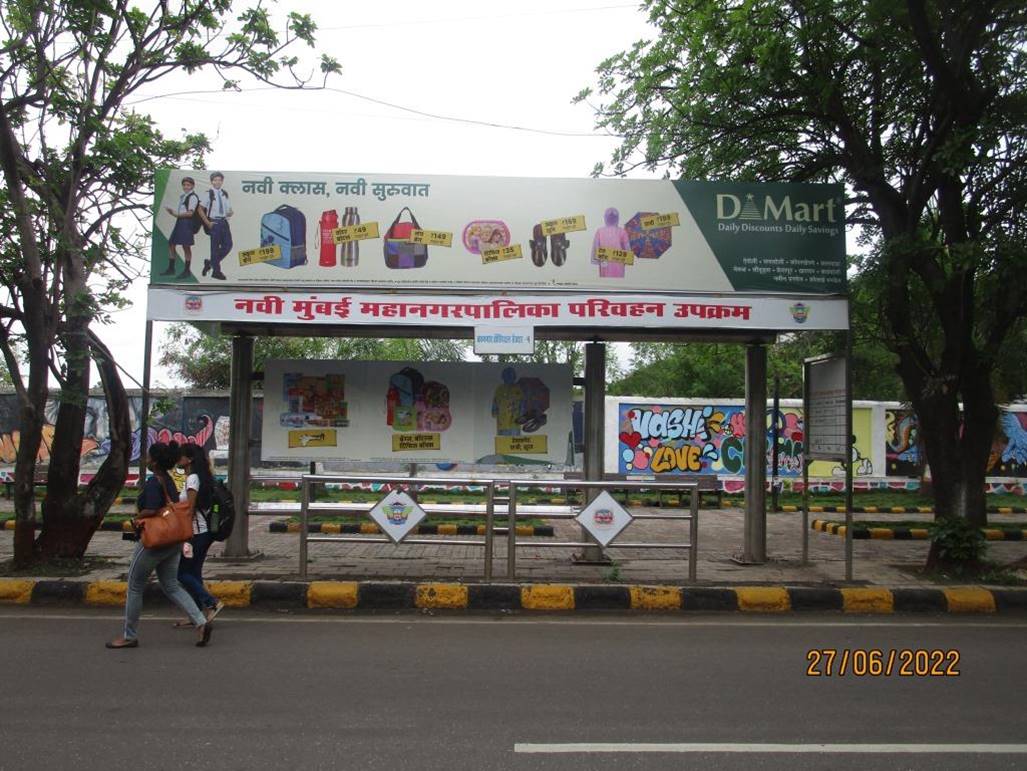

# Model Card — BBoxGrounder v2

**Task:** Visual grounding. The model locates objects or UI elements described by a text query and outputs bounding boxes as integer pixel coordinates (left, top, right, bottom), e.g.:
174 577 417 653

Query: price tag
392 433 441 452
238 245 282 266
640 212 680 229
596 247 634 265
332 221 380 245
540 215 586 236
411 229 453 247
481 244 523 264
495 435 548 455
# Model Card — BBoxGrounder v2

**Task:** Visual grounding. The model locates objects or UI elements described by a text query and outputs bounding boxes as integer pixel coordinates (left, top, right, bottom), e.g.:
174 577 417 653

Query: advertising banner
146 287 849 330
151 170 846 296
261 359 572 463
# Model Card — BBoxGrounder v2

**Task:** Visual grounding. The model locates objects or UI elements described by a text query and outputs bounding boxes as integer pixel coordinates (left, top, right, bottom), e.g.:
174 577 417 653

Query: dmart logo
716 193 838 223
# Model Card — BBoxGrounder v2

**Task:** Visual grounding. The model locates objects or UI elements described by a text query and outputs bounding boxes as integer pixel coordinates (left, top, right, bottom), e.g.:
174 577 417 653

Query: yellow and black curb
781 505 1027 514
1 578 1024 614
811 519 1027 541
266 522 555 537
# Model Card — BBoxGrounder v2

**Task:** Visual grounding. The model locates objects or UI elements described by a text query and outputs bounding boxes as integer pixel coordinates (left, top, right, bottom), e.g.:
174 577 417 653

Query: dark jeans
178 530 218 610
209 219 232 273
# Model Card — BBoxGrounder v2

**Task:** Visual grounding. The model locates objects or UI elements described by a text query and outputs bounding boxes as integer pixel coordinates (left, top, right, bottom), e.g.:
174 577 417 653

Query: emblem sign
368 490 427 544
575 490 633 547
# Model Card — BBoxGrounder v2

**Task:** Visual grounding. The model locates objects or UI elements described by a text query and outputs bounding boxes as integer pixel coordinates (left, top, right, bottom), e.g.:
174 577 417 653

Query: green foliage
160 324 470 389
928 517 986 566
584 1 1027 531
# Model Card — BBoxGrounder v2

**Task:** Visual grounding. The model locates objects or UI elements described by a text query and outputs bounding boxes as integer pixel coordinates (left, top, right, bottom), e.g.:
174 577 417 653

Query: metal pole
507 483 517 579
689 484 699 582
484 481 494 582
771 375 780 513
845 330 854 581
742 343 768 563
137 320 153 485
802 363 810 565
225 335 254 557
299 476 309 578
408 462 418 502
578 342 606 561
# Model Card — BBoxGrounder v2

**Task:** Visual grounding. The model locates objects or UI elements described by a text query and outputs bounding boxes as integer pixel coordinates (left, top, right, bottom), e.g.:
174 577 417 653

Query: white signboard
473 326 535 355
261 359 572 464
575 491 633 547
806 357 849 460
147 287 849 331
368 490 427 544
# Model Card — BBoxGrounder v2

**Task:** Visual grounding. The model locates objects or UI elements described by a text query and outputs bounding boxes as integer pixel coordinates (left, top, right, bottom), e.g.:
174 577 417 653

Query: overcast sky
101 1 655 388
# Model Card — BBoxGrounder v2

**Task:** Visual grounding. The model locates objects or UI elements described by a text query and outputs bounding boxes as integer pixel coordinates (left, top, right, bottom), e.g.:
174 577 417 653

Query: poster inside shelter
151 170 846 295
261 360 572 463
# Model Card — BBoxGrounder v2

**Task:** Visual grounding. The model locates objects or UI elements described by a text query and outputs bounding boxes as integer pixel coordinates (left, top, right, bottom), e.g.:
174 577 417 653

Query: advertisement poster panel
152 171 845 296
261 360 572 463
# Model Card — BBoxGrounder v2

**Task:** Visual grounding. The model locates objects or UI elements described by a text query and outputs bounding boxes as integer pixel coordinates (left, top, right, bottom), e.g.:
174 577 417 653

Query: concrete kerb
811 519 1027 541
2 577 1023 613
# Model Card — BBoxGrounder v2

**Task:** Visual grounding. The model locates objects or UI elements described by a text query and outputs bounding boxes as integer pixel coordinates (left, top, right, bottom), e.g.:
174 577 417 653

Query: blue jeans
124 542 206 640
178 531 218 610
209 219 232 273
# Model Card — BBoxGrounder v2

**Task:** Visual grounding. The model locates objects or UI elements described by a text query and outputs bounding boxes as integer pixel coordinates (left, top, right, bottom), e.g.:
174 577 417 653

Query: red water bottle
319 209 338 267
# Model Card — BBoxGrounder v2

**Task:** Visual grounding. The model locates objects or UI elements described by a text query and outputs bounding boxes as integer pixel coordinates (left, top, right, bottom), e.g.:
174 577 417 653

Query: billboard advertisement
261 359 572 463
151 170 846 296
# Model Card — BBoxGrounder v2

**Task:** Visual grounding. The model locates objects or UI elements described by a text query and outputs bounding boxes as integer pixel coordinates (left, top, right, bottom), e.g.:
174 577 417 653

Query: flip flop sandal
105 638 139 649
196 623 213 647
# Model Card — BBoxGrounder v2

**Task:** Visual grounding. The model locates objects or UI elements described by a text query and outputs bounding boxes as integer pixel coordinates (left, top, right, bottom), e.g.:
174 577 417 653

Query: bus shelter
145 170 850 568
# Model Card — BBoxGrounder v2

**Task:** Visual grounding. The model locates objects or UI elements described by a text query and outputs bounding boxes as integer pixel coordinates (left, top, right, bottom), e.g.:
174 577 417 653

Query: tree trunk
11 337 50 567
35 333 132 560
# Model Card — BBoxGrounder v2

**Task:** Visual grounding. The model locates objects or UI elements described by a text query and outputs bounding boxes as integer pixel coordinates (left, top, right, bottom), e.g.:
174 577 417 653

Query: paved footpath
2 506 1026 617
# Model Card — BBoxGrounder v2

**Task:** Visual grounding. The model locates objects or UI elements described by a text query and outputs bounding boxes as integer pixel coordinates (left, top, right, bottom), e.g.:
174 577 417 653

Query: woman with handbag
174 443 224 624
106 441 213 649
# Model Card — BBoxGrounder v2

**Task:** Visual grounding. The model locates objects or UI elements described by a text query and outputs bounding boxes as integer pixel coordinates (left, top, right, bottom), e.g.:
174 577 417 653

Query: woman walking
175 443 224 624
106 441 212 649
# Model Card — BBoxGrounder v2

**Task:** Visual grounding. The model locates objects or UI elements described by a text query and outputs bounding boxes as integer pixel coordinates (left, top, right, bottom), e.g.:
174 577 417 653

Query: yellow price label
411 229 453 247
392 433 442 452
332 221 380 245
540 215 586 236
596 247 634 265
287 429 338 449
238 244 282 266
481 244 523 264
640 212 680 229
495 435 548 455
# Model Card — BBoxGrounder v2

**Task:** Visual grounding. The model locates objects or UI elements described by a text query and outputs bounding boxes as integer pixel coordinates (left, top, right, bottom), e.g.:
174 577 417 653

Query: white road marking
514 743 1027 754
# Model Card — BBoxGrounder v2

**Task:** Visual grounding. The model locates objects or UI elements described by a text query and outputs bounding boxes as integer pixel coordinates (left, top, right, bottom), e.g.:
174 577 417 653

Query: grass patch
730 491 1027 510
0 556 116 577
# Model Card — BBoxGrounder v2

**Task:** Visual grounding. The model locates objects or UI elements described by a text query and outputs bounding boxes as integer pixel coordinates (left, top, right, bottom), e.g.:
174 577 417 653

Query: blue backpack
260 205 307 268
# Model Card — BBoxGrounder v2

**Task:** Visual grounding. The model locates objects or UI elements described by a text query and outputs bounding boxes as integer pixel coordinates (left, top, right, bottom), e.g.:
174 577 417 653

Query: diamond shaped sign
369 490 427 544
575 491 633 547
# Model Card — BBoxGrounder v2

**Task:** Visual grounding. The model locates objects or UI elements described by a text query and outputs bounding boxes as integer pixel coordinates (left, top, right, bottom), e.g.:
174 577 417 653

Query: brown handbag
140 483 194 549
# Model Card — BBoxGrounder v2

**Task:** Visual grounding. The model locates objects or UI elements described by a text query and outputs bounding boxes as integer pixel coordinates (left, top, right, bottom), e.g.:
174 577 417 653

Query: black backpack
209 479 236 542
186 192 204 234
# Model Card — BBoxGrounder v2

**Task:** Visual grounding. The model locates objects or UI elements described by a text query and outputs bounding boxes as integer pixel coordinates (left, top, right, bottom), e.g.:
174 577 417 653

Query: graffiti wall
609 397 1027 481
615 401 874 478
0 391 261 467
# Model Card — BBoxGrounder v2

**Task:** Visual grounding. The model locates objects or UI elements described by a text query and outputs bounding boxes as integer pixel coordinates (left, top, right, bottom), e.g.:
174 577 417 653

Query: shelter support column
576 342 606 562
742 343 767 563
225 335 254 558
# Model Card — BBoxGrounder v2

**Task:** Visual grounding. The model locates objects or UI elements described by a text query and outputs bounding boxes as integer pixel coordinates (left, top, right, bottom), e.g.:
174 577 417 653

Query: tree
580 0 1027 566
161 323 469 389
0 1 339 565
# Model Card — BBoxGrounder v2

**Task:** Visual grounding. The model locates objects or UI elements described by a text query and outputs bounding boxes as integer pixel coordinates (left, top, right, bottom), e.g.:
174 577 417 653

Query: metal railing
503 479 701 581
298 474 501 579
295 474 702 582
